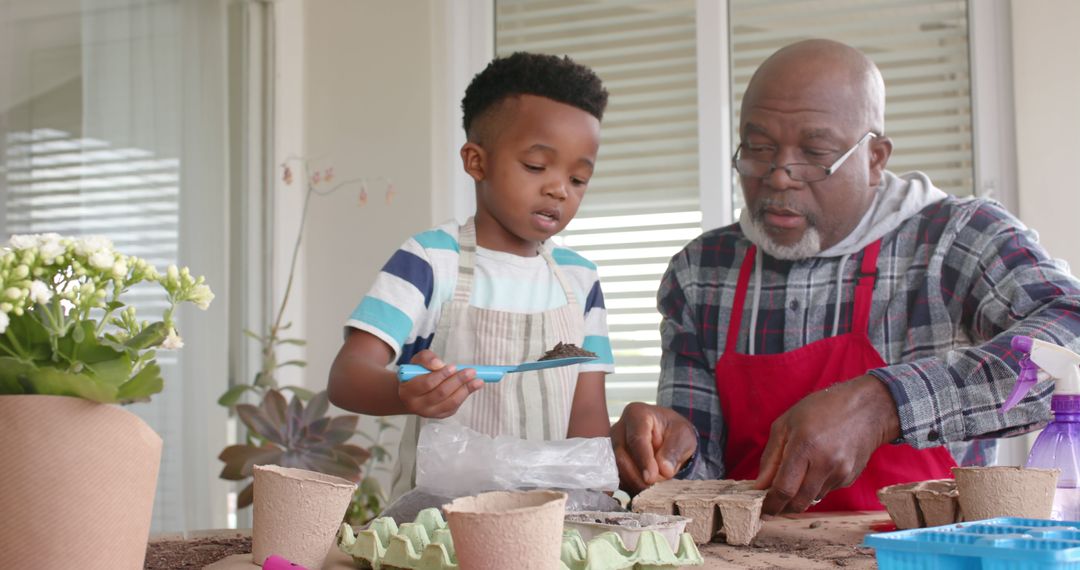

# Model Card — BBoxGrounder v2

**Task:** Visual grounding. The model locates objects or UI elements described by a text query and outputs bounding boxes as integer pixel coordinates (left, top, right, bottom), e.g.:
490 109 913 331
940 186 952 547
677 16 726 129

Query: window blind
730 0 974 214
496 0 975 422
496 0 701 421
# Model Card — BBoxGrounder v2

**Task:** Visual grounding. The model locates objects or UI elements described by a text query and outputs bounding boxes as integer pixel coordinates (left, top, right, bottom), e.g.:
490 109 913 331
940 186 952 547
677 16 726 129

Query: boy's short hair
462 52 609 143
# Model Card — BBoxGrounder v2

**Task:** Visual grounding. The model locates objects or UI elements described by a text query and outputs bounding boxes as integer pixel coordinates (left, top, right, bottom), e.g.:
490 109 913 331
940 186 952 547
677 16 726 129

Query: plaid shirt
658 195 1080 479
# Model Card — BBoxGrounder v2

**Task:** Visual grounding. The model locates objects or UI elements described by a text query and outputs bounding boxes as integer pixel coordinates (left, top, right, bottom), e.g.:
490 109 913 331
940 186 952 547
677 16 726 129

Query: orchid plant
217 158 395 521
0 233 213 403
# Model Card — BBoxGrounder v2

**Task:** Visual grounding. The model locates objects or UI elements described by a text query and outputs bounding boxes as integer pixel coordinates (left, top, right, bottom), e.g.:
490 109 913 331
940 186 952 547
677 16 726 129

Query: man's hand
754 375 901 514
611 402 698 494
398 350 483 419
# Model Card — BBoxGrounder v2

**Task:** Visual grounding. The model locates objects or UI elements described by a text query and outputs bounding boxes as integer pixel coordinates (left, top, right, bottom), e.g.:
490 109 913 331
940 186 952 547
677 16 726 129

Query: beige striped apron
390 217 584 500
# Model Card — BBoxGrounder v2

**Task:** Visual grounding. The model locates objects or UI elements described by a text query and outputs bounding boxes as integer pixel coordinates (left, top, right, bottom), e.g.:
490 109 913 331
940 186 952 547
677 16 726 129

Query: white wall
1012 0 1080 272
302 0 438 487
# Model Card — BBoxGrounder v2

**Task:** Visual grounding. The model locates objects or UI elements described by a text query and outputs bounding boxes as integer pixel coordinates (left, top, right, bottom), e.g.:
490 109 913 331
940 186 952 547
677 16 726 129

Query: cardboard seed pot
0 395 162 569
444 490 567 570
252 464 357 568
953 466 1059 520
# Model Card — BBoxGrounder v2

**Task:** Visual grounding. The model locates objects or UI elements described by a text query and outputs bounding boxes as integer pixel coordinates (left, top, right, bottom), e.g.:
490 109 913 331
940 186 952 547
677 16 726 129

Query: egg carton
630 479 765 545
337 507 703 569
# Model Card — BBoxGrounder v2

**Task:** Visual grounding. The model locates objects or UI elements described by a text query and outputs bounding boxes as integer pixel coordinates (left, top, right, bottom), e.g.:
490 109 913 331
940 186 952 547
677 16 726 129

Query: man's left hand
753 375 901 514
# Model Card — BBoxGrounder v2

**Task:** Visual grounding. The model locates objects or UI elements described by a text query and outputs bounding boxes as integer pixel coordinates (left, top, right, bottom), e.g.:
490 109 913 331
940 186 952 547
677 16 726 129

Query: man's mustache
752 198 817 226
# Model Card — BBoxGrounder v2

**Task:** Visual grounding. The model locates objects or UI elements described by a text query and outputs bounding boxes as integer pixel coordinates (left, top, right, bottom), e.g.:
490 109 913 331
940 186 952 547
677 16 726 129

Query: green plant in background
0 233 213 403
216 158 395 523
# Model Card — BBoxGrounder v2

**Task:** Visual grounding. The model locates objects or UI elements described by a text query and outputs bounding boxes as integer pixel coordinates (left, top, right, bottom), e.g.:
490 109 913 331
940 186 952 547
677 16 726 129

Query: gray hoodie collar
816 171 947 257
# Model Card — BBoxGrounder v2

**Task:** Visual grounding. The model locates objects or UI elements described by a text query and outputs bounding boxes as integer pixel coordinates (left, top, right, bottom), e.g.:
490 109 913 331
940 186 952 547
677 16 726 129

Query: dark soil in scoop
144 536 251 569
538 342 596 361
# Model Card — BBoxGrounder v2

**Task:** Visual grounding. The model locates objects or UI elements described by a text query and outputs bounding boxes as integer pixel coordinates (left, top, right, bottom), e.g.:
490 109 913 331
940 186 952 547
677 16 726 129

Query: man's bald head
742 39 886 135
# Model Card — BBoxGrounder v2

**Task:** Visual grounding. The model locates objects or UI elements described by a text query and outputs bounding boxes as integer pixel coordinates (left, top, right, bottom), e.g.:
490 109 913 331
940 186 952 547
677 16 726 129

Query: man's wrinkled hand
753 375 901 514
611 402 698 494
398 350 483 419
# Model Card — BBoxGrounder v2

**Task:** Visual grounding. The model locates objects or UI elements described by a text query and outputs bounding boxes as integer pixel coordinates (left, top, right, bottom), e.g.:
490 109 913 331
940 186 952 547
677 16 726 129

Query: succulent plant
218 388 370 507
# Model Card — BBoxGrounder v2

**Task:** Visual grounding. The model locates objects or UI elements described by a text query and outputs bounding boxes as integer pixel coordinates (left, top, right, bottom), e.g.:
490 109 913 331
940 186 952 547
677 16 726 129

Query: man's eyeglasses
732 131 877 183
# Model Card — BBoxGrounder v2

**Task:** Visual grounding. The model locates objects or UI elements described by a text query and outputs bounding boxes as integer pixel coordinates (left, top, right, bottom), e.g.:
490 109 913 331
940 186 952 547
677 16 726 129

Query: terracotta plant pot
444 490 567 570
0 395 162 569
953 466 1059 520
252 465 357 568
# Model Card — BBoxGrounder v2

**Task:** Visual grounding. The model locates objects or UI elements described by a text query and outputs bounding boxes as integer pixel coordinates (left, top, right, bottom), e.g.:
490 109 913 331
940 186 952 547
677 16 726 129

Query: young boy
328 52 615 499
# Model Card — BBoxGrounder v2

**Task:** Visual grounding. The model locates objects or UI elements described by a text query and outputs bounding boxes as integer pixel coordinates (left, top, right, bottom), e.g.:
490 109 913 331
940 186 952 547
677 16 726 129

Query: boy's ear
460 142 486 182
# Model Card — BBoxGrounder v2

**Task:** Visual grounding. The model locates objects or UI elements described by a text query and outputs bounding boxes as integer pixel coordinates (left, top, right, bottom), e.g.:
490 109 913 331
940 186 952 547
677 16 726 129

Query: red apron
715 239 956 511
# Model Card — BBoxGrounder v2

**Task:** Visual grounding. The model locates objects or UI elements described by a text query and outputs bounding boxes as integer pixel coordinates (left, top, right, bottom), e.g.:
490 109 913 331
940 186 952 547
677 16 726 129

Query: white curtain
0 0 231 532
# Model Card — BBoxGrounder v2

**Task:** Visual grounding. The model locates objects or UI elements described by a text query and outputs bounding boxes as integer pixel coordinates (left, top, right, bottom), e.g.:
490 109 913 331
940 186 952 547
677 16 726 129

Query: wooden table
204 511 888 569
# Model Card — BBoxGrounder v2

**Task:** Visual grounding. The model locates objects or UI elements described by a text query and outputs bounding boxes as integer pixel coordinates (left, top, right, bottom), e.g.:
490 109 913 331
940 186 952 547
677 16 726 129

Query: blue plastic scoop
397 356 596 383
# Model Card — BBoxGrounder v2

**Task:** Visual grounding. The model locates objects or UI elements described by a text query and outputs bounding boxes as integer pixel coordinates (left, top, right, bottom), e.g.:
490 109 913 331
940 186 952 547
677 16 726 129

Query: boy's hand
398 350 484 419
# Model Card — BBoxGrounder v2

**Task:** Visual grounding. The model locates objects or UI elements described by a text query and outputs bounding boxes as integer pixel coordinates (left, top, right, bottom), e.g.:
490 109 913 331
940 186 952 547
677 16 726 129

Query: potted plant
0 233 213 568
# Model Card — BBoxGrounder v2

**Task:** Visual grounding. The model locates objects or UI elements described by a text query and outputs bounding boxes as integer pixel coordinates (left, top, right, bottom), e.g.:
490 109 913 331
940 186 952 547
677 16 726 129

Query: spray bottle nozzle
1002 335 1080 414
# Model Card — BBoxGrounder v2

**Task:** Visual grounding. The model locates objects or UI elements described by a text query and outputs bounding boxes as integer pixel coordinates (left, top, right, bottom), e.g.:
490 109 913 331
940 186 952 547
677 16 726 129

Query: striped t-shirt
346 220 615 373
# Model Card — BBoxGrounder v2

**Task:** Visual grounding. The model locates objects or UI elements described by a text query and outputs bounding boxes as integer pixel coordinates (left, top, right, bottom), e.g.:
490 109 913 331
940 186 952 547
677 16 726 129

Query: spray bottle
1002 335 1080 520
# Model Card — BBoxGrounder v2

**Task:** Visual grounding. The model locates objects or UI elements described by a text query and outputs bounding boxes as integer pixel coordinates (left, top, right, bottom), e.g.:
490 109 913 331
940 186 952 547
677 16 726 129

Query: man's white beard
739 207 822 260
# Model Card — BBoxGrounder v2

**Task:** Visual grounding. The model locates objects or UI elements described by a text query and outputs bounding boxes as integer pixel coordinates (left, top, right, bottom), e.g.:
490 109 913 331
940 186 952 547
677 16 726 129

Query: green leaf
281 385 315 400
116 362 164 403
84 353 132 387
105 301 125 312
253 371 275 388
276 338 307 346
25 366 118 403
302 390 330 425
243 329 263 341
125 321 168 350
276 360 306 369
7 311 53 360
0 357 33 395
217 384 253 407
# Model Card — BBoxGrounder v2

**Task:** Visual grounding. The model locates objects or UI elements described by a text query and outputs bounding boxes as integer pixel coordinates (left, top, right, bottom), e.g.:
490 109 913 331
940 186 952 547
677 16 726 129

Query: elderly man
611 39 1080 515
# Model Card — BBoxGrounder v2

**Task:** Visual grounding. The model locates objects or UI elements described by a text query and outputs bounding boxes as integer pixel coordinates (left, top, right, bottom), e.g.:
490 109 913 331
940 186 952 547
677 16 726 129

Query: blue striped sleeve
414 228 459 252
582 335 614 365
584 279 605 311
349 296 414 348
552 247 597 270
381 249 434 307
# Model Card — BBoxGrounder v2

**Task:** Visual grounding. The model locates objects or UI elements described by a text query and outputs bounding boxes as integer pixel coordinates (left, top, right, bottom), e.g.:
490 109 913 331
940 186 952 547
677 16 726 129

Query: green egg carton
338 508 458 570
338 508 703 570
561 528 704 570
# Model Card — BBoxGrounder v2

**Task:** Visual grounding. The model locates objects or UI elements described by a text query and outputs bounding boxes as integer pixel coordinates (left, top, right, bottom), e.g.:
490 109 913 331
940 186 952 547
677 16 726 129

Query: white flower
191 284 215 310
88 250 115 271
74 235 114 257
38 234 65 263
167 264 179 282
112 259 128 280
0 311 8 334
4 287 21 301
161 328 184 350
28 281 52 305
8 234 37 250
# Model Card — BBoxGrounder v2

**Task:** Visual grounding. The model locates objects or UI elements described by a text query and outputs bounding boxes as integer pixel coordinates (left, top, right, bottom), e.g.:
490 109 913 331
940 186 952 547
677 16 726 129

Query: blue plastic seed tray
863 517 1080 570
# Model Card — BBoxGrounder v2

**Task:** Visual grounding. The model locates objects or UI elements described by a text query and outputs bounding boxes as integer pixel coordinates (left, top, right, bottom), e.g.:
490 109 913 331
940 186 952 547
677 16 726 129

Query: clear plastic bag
376 422 623 524
414 421 620 496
